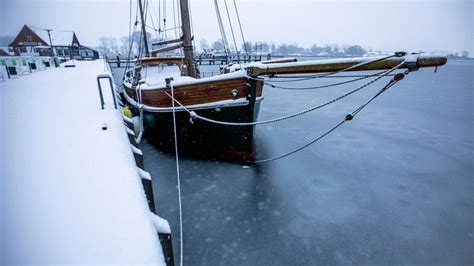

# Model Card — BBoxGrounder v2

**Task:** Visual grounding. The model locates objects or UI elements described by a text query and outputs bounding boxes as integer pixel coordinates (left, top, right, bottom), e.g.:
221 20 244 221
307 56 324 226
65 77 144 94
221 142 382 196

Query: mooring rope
266 73 398 79
163 61 405 127
170 82 184 266
266 70 387 90
253 72 407 163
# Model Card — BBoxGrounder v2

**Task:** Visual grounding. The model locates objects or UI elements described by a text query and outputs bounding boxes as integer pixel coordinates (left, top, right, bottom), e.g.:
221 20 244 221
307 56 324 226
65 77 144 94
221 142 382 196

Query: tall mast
138 0 150 57
179 0 196 77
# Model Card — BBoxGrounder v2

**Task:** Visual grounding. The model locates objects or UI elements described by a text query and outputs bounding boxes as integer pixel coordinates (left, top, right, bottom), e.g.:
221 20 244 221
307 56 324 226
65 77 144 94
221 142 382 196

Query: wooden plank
125 77 263 108
260 58 297 64
246 54 447 76
150 43 183 56
139 57 185 66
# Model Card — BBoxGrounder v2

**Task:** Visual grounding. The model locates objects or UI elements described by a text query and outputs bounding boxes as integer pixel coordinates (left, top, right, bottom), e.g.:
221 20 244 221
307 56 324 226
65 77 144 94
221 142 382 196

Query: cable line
233 0 248 54
224 0 239 52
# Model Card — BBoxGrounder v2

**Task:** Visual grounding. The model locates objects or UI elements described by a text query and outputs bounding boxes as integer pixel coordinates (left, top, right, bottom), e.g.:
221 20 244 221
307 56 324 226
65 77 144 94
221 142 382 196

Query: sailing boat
123 0 447 161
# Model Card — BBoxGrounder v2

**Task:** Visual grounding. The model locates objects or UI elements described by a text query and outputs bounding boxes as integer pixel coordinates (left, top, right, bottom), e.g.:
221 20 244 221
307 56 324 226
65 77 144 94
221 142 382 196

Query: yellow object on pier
123 106 131 118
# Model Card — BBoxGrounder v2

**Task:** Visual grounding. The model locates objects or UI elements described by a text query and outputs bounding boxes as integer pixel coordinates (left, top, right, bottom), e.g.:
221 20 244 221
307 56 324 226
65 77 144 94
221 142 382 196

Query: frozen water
114 58 473 265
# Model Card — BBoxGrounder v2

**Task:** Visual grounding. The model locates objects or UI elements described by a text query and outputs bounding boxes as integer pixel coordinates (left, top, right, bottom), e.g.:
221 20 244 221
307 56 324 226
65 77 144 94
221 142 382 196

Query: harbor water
112 59 473 265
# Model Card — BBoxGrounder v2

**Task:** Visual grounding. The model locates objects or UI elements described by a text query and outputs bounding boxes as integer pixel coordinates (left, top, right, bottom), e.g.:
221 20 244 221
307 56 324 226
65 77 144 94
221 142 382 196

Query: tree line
199 39 367 57
0 33 468 59
96 32 370 57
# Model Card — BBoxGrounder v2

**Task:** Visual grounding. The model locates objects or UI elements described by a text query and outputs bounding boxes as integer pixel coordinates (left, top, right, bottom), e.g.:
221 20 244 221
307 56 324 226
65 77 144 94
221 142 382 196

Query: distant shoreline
446 56 474 60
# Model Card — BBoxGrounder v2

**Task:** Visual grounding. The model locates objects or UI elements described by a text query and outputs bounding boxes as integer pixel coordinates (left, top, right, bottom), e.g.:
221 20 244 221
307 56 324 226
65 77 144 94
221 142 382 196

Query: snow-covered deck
0 60 166 264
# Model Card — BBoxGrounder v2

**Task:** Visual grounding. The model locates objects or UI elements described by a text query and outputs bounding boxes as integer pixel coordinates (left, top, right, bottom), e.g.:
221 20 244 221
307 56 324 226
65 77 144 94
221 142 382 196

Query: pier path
1 59 167 264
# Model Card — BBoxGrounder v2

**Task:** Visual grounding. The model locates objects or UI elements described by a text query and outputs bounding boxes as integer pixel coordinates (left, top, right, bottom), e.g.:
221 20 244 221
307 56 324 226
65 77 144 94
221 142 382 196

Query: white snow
138 168 152 181
33 28 76 46
141 64 185 87
130 144 143 156
0 59 166 265
149 213 171 234
125 65 248 90
122 114 133 123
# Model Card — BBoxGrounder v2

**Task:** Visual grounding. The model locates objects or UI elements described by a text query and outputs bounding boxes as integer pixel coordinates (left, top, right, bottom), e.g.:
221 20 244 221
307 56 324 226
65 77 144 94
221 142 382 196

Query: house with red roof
9 25 99 61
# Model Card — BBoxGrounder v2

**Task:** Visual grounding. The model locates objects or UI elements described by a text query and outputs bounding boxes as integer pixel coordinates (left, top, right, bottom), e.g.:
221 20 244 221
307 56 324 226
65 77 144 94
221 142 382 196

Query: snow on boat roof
0 60 165 264
129 65 247 90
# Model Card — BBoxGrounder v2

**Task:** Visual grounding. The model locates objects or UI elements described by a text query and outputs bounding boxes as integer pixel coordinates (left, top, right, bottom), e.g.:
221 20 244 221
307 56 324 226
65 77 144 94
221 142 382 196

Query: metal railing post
96 74 117 110
5 65 10 79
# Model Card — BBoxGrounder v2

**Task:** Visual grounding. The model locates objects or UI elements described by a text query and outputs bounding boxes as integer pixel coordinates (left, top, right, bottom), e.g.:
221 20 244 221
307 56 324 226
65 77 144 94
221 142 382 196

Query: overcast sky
1 0 473 54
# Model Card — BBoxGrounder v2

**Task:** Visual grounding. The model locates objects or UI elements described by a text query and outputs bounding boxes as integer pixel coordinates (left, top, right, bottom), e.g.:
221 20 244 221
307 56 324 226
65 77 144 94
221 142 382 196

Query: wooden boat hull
142 101 261 161
123 75 264 161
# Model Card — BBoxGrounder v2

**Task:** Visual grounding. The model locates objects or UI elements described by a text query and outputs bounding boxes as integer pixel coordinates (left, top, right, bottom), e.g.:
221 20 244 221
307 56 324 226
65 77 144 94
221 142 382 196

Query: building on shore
0 47 12 56
8 25 99 61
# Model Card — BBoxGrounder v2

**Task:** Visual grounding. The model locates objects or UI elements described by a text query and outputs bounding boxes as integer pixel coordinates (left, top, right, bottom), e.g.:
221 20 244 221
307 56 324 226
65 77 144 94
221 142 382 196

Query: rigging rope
224 0 239 52
163 0 167 39
248 53 401 83
172 0 179 40
266 70 387 90
122 0 139 79
252 71 407 163
158 0 162 35
175 0 183 57
214 0 230 60
233 0 248 54
169 82 184 266
163 61 405 126
137 0 144 59
147 0 160 37
267 73 398 79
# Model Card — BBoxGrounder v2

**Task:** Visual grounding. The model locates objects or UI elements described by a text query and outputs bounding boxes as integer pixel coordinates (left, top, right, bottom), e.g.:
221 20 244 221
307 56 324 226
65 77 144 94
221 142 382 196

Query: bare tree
199 39 210 51
120 36 131 56
212 40 224 51
98 36 118 56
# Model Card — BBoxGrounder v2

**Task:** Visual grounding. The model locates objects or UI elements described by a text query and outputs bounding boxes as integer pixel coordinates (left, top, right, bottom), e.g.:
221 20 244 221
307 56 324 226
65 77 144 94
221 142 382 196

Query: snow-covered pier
1 59 170 264
1 56 57 80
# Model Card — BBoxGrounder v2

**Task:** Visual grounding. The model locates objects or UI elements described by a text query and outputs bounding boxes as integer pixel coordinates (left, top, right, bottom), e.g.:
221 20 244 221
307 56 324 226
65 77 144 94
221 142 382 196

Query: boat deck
1 59 166 264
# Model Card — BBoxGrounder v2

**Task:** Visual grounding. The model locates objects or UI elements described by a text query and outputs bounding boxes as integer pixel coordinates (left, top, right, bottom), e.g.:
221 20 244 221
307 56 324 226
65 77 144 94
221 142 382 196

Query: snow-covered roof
32 27 78 46
0 46 13 56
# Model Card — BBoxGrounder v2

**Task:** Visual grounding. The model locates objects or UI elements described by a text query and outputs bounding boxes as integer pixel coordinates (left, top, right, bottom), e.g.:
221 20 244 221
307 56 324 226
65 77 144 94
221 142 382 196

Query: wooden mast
179 0 197 77
138 0 150 57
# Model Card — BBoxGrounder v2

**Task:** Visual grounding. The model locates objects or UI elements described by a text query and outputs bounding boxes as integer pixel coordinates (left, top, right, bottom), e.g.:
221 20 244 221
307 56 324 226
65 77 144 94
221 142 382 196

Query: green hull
143 101 261 162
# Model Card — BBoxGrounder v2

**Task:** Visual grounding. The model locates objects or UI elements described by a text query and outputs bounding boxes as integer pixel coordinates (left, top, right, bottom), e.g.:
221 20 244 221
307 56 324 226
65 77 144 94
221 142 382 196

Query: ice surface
127 59 474 265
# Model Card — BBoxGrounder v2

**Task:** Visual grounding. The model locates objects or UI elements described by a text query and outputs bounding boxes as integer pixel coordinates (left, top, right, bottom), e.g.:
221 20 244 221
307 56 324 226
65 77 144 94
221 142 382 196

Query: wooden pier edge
122 112 175 266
